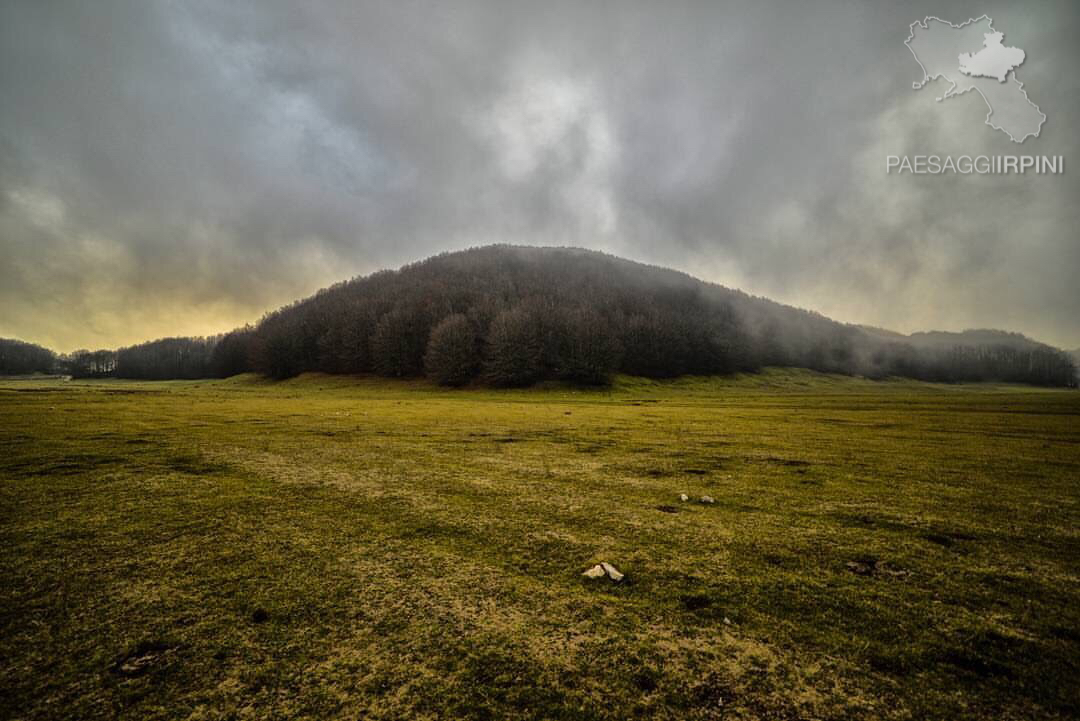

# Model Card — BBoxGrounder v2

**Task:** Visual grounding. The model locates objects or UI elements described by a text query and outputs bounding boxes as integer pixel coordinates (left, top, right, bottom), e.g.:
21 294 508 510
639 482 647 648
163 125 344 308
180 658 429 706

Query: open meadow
1 371 1078 720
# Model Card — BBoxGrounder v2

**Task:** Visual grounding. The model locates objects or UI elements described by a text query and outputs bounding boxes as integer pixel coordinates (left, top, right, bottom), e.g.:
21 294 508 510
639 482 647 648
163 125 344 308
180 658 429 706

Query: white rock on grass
600 562 624 582
679 493 689 502
700 495 715 504
583 562 625 582
582 564 606 579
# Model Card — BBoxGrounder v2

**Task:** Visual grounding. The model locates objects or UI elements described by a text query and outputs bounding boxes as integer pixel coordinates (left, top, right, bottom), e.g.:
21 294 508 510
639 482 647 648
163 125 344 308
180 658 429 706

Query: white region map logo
906 15 1045 143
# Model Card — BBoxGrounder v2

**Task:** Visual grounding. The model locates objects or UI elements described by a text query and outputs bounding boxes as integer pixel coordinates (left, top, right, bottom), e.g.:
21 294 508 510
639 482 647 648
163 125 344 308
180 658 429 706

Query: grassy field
1 370 1078 720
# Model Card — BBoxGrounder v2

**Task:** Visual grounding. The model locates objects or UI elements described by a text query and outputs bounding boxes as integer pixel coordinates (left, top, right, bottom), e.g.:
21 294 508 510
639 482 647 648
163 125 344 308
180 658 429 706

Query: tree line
64 334 252 380
0 338 57 375
5 246 1076 387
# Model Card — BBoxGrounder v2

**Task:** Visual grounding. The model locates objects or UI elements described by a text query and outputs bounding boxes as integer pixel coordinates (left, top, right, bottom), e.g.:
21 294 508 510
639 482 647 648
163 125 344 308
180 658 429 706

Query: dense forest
0 338 57 376
4 246 1076 387
61 334 251 380
234 246 1075 386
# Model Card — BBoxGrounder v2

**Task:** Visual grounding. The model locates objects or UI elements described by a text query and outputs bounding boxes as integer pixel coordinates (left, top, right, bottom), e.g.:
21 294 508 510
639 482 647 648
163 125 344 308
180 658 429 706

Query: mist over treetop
2 3 1078 352
155 246 1080 386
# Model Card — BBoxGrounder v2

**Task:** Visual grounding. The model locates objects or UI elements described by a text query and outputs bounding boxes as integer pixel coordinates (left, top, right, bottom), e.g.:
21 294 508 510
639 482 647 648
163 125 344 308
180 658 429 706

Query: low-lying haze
1 0 1077 352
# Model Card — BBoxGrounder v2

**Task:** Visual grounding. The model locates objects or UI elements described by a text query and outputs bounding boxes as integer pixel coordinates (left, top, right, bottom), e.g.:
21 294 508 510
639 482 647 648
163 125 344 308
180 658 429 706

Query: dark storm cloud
1 0 1077 351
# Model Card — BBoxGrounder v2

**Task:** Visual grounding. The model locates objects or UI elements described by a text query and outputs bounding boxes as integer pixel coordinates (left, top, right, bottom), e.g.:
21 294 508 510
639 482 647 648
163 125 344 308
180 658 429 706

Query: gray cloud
1 0 1077 352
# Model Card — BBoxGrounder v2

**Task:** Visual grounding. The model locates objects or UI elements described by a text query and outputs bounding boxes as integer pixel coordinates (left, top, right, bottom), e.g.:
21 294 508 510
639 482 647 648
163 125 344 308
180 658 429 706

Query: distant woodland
3 246 1076 387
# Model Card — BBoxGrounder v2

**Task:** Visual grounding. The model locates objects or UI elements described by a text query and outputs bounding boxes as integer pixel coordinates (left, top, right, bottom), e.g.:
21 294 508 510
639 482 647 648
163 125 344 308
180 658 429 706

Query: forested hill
217 245 1075 386
15 245 1077 387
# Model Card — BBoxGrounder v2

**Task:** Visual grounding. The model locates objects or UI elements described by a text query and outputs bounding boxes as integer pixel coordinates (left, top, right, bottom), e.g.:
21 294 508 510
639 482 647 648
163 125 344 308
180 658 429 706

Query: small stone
111 641 173 677
583 564 606 579
845 561 873 576
600 562 624 582
723 617 732 625
877 561 912 578
679 493 689 502
700 495 715 504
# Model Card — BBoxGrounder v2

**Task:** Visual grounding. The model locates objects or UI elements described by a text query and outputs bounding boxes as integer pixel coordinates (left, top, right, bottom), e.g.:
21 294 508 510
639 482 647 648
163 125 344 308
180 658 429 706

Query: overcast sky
1 0 1077 353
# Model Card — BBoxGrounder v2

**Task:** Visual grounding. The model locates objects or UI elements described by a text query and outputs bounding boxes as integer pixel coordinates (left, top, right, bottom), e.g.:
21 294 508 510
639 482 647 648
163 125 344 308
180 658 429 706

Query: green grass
1 370 1078 720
